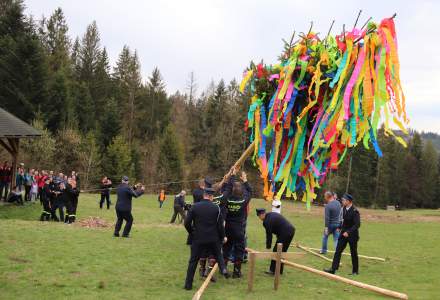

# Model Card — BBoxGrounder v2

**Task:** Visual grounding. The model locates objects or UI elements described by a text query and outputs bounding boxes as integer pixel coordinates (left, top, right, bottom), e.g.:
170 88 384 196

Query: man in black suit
325 193 361 275
113 176 144 238
183 187 229 290
256 208 295 275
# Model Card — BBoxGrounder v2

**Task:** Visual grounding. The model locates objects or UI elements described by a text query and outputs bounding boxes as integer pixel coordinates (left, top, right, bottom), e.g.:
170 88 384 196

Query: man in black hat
325 193 361 275
183 186 229 290
256 208 295 275
114 176 144 238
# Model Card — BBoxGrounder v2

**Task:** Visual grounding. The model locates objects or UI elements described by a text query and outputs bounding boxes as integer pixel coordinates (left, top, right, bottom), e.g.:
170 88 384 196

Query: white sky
25 0 440 133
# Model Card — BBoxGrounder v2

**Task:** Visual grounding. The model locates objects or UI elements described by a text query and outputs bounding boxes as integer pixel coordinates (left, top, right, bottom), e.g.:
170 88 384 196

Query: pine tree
97 97 121 149
157 125 184 191
103 135 134 182
0 0 49 121
421 141 439 208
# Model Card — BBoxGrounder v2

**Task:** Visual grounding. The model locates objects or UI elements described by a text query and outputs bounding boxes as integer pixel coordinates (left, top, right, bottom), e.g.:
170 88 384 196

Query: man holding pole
325 193 360 275
256 208 295 275
183 187 229 290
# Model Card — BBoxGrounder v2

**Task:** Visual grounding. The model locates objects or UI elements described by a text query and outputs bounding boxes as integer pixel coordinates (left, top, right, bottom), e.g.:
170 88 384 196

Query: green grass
1 194 439 300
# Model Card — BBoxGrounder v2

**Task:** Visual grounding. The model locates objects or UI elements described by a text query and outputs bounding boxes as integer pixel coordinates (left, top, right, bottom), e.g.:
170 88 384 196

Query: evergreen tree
421 141 439 208
157 125 184 191
103 135 134 182
0 0 48 121
97 97 121 149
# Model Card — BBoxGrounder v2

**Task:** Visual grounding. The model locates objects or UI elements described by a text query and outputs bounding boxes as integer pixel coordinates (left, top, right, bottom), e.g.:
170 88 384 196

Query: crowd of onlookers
0 161 81 223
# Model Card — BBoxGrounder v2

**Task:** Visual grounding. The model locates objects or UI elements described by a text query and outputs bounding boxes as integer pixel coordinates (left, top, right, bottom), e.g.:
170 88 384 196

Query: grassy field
1 194 439 300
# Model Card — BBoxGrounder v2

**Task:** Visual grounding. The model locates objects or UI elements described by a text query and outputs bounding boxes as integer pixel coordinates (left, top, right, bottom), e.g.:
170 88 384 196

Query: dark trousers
70 197 78 223
114 210 133 237
170 206 185 223
331 235 359 273
38 187 43 204
270 231 295 274
40 199 51 221
100 193 110 209
51 197 64 222
64 198 72 223
24 185 31 201
159 200 164 208
0 182 9 200
185 241 226 289
223 222 246 263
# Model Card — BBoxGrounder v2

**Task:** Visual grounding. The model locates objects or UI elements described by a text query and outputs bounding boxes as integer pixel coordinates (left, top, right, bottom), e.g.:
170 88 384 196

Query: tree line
1 0 439 208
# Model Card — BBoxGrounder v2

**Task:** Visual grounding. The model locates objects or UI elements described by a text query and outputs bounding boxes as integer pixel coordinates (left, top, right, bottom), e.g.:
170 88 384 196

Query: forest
1 0 439 208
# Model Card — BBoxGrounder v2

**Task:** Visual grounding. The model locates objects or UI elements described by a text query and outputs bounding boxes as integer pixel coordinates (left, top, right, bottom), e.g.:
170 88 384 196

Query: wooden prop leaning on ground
247 244 407 299
296 243 338 264
281 259 408 299
301 245 386 262
246 244 305 292
192 263 218 300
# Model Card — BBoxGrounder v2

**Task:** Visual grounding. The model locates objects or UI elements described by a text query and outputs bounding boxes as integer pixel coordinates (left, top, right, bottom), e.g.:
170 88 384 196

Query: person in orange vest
158 189 166 208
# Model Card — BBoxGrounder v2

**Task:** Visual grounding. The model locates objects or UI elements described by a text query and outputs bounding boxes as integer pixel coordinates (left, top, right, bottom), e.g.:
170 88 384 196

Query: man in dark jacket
40 177 52 221
192 179 205 203
183 187 229 290
64 177 80 224
256 208 295 275
99 176 112 209
222 170 252 278
170 190 186 223
114 176 144 238
325 193 361 275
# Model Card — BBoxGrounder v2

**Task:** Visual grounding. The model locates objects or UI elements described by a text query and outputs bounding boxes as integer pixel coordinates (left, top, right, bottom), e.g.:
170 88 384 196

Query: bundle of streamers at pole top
239 15 409 208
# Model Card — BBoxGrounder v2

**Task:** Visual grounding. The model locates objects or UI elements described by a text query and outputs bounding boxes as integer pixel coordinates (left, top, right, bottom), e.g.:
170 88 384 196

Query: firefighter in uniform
222 169 252 278
184 187 229 290
256 208 295 275
40 177 52 221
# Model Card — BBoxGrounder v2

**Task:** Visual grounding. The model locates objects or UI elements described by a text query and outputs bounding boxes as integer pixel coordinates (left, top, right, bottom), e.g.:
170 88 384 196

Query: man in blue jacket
114 176 144 238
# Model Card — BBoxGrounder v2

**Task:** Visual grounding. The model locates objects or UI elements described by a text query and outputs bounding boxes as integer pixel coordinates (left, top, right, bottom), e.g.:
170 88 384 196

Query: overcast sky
25 0 440 133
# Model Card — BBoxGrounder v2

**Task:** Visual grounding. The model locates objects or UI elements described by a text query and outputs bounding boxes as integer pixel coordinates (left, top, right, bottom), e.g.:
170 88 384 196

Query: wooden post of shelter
0 108 41 192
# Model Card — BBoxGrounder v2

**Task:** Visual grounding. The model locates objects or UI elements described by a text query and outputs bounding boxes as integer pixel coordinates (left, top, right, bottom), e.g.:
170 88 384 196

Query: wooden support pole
302 246 386 262
274 243 282 290
296 244 337 264
247 252 256 292
233 140 255 169
192 263 218 300
281 259 408 299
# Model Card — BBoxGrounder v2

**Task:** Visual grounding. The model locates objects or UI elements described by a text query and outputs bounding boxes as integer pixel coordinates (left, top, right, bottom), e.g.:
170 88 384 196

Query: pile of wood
76 216 111 228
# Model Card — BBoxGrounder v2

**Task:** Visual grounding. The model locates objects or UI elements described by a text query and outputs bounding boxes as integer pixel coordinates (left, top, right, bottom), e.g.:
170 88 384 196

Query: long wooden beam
0 139 14 155
302 246 386 262
192 263 218 300
281 259 408 300
246 248 304 260
296 244 339 264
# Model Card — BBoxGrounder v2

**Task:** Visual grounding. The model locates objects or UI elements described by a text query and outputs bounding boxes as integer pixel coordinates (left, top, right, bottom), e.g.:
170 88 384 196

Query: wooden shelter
0 108 41 187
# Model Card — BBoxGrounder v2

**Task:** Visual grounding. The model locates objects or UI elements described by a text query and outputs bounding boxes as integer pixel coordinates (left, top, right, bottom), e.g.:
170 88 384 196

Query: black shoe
264 271 275 276
210 275 217 283
113 233 120 237
184 285 192 290
349 272 359 276
232 271 242 279
324 268 336 274
222 271 230 279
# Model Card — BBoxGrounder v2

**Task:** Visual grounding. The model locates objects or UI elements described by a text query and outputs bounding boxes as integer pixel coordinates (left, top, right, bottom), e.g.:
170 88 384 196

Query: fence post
274 243 283 290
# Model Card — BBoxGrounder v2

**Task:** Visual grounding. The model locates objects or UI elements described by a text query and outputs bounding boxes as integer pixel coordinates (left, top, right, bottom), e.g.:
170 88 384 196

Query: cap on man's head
342 193 353 202
204 177 213 188
256 208 266 216
122 175 129 182
203 187 215 195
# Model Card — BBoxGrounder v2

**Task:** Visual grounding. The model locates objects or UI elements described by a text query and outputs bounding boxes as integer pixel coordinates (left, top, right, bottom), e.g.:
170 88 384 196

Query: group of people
321 191 361 276
182 167 296 290
0 161 81 224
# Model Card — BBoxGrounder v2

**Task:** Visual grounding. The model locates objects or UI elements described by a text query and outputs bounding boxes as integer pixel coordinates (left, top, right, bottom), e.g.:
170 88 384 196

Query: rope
80 177 223 193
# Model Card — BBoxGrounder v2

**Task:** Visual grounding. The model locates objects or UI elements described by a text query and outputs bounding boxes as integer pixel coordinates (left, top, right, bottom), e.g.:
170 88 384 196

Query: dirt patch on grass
9 256 30 263
76 216 111 228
